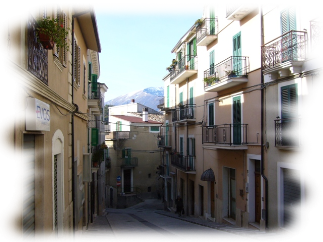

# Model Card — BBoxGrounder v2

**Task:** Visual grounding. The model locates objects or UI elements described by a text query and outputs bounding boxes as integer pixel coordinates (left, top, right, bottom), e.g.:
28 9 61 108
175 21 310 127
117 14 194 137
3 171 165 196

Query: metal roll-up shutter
283 169 301 234
23 135 35 241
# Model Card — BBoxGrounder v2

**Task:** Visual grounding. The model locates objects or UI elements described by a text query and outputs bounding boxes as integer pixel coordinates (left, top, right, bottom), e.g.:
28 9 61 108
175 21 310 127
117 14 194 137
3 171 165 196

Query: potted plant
226 70 237 77
36 17 69 50
195 18 203 28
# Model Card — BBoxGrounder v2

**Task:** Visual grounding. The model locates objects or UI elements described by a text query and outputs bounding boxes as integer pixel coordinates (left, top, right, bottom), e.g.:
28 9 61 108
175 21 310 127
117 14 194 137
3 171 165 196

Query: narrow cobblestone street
78 199 284 241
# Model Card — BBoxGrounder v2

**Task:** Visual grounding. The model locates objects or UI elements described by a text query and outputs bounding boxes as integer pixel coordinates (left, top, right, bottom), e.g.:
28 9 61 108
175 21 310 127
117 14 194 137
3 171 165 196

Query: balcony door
210 9 215 35
233 32 241 74
281 84 298 146
233 96 241 145
187 38 197 69
209 50 214 76
281 8 297 62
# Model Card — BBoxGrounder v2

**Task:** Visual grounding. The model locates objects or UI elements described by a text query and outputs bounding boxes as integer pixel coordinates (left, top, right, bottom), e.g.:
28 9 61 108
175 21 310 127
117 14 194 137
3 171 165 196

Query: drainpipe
71 7 93 242
260 7 269 229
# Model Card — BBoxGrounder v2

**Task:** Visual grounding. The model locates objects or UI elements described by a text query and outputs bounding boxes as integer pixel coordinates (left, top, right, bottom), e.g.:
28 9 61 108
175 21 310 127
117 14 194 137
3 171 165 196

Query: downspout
71 5 93 242
260 7 269 229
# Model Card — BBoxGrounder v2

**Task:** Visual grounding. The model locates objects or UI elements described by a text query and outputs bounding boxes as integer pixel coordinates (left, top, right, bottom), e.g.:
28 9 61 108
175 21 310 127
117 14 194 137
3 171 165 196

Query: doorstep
222 217 236 226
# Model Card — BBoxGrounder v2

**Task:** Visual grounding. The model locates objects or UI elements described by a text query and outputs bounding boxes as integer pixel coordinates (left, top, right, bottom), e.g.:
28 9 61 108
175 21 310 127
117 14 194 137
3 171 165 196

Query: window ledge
276 146 304 151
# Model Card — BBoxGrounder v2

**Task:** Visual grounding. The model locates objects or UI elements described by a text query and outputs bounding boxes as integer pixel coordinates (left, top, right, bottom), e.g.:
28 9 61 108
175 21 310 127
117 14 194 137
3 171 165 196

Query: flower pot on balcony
185 65 189 70
38 31 54 49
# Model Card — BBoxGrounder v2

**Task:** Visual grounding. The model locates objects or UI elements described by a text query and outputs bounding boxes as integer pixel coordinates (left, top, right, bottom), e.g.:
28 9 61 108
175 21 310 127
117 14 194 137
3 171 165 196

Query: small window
148 187 151 192
150 126 160 132
148 173 151 178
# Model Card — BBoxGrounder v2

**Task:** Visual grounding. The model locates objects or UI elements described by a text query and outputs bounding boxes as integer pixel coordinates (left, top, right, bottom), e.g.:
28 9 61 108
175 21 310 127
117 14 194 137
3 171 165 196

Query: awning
201 168 215 181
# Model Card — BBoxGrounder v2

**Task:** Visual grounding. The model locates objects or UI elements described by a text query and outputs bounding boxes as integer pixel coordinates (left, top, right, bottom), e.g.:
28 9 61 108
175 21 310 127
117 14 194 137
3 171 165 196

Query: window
150 126 160 132
73 40 81 85
83 62 86 94
210 50 214 75
116 121 122 131
208 102 215 126
91 128 99 146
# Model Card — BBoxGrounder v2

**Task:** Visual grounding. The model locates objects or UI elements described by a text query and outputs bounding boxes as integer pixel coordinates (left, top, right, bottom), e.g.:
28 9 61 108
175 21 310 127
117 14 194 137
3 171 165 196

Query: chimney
131 99 135 103
142 107 148 122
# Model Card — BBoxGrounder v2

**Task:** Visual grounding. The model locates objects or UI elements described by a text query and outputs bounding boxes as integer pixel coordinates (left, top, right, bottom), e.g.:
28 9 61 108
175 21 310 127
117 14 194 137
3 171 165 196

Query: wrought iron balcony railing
261 30 307 71
202 124 248 145
171 154 195 172
88 83 103 100
27 16 48 85
227 0 254 17
204 56 249 89
170 55 198 81
121 157 138 168
172 104 196 122
157 134 172 148
196 18 218 44
275 118 300 147
310 15 323 52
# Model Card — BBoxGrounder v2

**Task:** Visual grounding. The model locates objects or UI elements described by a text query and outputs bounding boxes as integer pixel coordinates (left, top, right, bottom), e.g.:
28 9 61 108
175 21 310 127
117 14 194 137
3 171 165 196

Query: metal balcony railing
172 104 196 122
121 157 138 167
202 124 248 145
157 133 172 148
196 18 218 43
27 16 48 85
171 154 195 172
204 56 249 89
170 55 198 81
88 83 103 100
310 15 323 52
227 0 254 17
261 30 307 71
275 118 300 147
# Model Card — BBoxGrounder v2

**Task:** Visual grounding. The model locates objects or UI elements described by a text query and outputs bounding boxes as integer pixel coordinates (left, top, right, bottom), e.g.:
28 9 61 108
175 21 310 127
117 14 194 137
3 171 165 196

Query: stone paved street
78 199 287 241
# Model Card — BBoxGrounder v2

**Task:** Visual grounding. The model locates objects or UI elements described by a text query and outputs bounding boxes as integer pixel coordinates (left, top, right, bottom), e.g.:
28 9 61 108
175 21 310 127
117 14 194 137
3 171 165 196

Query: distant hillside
105 87 164 111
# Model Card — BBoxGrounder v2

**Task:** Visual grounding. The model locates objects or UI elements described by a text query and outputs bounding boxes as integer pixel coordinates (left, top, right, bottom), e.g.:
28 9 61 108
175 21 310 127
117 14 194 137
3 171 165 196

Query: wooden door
124 169 131 193
211 181 215 218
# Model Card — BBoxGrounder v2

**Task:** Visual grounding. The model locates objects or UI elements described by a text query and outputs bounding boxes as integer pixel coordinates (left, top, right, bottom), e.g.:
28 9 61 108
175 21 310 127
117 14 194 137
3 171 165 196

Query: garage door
23 135 35 241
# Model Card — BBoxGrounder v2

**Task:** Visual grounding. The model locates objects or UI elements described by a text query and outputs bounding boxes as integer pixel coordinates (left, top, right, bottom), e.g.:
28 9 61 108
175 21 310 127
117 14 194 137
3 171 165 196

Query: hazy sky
94 4 203 101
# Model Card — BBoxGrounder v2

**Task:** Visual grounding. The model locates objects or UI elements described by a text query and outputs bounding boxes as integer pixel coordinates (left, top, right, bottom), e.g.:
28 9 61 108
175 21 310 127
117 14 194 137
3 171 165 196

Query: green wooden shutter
281 8 296 34
210 50 214 75
209 102 214 126
233 96 241 145
179 92 183 105
187 138 189 156
91 128 99 146
167 86 169 108
180 137 184 156
192 138 195 156
189 87 193 105
281 84 298 119
233 32 241 74
119 121 122 131
179 92 184 120
91 74 98 96
210 9 215 35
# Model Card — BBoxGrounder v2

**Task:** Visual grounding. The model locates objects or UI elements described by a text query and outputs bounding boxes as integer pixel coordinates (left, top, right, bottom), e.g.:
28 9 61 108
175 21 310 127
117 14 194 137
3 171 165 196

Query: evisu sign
26 98 50 131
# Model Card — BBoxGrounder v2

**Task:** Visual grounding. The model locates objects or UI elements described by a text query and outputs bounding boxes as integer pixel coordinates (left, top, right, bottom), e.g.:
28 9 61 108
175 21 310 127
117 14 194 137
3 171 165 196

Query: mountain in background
105 87 164 111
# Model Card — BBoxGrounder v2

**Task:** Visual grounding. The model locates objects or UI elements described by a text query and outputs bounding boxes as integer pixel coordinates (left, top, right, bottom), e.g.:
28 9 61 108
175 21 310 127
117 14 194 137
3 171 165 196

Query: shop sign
26 97 50 131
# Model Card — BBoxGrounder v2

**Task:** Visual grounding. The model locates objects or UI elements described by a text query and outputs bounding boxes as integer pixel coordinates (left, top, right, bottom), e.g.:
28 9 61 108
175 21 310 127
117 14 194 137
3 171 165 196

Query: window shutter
77 46 81 85
209 102 214 126
193 38 197 56
119 121 122 131
179 92 183 105
167 86 169 108
62 12 67 66
187 138 189 156
192 138 195 157
189 87 193 105
91 74 98 95
73 40 77 82
281 84 298 119
122 149 125 158
91 128 98 146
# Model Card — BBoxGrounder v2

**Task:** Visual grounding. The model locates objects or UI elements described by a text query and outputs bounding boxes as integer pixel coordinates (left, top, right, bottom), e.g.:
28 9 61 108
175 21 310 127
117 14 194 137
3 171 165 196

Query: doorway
123 169 132 193
199 185 204 216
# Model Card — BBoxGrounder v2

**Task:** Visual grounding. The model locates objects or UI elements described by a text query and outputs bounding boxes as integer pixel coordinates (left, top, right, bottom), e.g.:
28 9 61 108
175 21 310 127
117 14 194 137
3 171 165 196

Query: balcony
27 16 48 85
105 131 130 141
310 15 323 56
170 55 198 84
171 154 195 173
121 157 138 168
275 118 300 148
196 18 218 46
262 30 307 79
202 124 248 149
157 133 172 149
204 56 249 92
172 104 196 123
88 83 103 114
226 5 256 21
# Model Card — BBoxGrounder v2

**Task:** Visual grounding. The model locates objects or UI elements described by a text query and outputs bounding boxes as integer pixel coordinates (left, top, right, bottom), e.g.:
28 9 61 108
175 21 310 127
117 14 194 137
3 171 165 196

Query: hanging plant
36 17 69 50
195 18 203 28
